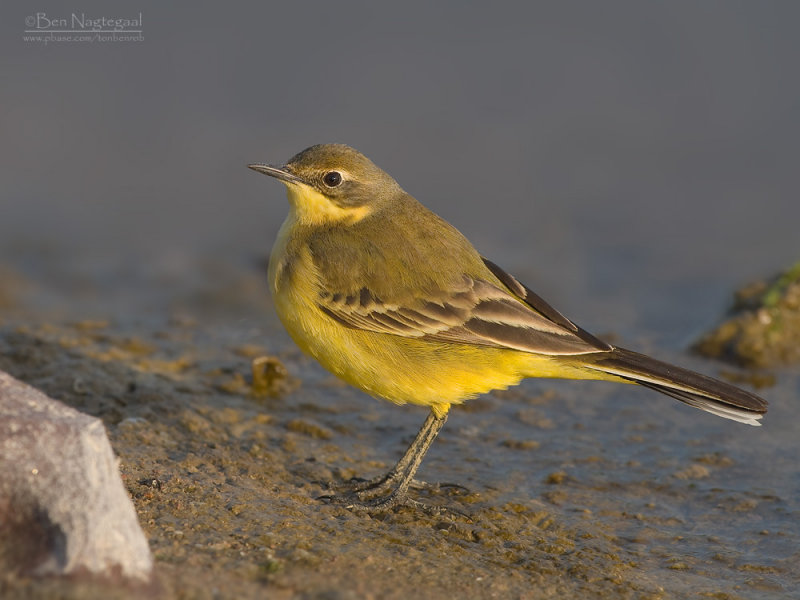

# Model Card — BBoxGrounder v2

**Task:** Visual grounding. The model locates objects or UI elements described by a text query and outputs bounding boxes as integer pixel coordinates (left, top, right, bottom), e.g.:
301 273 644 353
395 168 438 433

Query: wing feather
317 266 609 355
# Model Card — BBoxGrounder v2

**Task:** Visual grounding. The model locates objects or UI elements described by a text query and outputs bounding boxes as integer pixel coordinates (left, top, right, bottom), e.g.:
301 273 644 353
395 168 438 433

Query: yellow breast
268 216 559 410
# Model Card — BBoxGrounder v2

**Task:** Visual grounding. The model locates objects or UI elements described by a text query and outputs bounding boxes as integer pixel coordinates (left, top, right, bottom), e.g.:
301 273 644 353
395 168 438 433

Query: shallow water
3 2 799 598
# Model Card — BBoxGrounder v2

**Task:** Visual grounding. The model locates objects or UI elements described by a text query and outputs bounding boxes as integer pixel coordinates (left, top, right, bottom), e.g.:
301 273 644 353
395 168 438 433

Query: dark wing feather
317 271 608 356
481 257 611 351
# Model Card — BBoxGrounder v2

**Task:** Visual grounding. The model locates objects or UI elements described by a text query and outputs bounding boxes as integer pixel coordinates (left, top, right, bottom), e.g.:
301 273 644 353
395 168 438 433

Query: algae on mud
694 262 800 369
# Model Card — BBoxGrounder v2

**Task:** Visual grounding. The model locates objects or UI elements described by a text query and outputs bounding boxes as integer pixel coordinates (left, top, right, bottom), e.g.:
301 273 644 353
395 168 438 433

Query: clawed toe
317 476 472 519
317 489 468 518
409 480 470 495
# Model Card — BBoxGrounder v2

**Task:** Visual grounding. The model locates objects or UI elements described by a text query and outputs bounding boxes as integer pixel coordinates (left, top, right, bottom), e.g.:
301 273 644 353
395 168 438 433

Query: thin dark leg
322 409 447 512
341 410 444 496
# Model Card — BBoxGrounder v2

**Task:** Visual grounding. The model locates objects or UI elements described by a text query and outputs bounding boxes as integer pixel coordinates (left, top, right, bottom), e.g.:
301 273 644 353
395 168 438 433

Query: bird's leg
343 410 446 495
321 408 448 511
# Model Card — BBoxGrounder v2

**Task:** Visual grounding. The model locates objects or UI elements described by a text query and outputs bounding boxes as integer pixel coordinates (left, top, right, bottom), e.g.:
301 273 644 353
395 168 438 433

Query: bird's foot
326 473 397 497
318 489 467 518
318 478 471 518
327 474 467 499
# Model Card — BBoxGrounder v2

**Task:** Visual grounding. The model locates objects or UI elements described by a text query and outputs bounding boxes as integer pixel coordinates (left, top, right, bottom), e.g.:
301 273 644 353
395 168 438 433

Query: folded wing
317 260 609 356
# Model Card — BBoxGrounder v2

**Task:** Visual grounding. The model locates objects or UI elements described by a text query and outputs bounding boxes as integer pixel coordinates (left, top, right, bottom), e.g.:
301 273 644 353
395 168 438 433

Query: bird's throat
284 183 371 226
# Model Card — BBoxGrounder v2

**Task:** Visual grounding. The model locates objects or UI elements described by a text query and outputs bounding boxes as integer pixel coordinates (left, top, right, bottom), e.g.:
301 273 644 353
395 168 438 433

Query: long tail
585 347 768 426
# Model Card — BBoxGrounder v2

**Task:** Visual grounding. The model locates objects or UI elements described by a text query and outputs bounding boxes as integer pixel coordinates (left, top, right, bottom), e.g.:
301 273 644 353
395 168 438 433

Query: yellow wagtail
248 144 767 512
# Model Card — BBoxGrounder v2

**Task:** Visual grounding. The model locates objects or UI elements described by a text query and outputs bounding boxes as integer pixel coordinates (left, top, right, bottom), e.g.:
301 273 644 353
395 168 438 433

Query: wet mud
1 262 797 599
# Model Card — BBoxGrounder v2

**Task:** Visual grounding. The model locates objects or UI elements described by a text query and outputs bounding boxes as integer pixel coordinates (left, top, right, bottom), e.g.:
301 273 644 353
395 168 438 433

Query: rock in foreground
0 371 152 581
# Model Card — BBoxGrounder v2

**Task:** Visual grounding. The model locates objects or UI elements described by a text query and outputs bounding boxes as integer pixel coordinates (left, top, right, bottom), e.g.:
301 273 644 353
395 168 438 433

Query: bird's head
249 144 402 225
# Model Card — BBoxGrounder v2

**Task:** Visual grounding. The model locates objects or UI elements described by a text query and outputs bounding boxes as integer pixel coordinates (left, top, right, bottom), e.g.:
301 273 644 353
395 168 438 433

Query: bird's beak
247 163 304 185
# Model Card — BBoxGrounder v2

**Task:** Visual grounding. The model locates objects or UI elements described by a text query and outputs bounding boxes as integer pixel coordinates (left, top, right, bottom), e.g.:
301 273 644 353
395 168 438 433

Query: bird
248 143 767 512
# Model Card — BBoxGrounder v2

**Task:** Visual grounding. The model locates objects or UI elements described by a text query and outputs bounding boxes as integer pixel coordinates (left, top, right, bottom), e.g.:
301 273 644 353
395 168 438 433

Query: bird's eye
322 171 343 187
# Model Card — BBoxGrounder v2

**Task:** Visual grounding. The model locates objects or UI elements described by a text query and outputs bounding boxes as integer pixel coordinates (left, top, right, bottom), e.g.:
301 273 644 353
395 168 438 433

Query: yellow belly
268 223 603 412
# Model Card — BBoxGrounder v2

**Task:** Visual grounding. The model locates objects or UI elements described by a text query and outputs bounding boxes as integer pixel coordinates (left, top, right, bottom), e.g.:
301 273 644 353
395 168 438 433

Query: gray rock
0 371 152 580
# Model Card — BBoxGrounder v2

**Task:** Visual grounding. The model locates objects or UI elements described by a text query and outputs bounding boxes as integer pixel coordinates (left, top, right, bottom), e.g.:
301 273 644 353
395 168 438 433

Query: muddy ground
0 260 797 600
